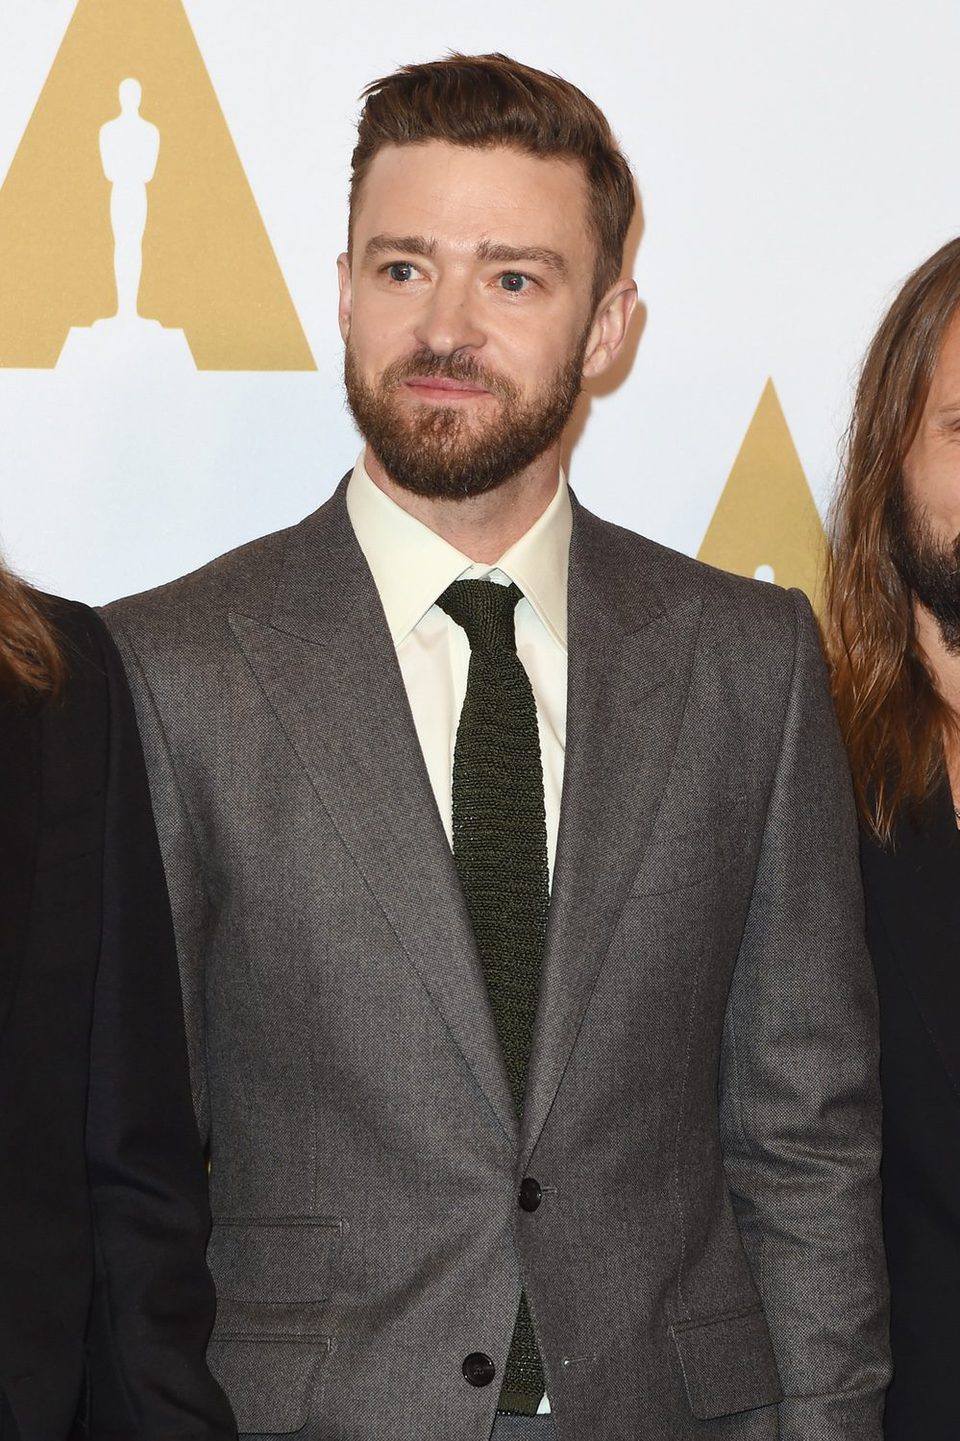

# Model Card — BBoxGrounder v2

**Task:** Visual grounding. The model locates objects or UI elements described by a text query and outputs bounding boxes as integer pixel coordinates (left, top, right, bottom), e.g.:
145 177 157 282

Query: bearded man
105 53 889 1441
826 235 960 1441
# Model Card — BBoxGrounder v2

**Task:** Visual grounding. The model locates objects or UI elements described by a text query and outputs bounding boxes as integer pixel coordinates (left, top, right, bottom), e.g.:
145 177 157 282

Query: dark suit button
463 1352 496 1387
518 1177 542 1212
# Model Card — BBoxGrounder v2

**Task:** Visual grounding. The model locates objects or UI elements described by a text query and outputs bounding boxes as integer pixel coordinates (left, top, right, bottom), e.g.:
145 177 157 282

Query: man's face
338 141 619 500
896 309 960 652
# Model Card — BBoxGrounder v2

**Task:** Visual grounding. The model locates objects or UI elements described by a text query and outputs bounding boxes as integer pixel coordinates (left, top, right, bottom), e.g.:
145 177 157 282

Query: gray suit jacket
104 481 889 1441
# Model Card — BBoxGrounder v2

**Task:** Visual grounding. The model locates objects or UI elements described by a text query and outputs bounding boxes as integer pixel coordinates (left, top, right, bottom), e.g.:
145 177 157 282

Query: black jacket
0 600 234 1441
861 783 960 1441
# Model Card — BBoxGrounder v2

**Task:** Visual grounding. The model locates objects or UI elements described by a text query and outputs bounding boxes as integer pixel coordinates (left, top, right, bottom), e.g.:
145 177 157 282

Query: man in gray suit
105 53 889 1441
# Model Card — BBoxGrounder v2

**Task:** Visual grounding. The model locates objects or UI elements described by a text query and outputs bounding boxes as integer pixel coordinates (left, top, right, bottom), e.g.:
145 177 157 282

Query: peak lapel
521 507 702 1164
228 492 517 1143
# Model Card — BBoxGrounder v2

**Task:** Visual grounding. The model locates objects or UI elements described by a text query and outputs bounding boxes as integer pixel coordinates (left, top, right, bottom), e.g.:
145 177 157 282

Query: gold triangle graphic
0 0 315 370
697 379 826 619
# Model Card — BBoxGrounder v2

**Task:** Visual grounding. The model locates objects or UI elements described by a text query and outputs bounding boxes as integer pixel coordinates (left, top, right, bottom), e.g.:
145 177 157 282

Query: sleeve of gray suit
717 592 888 1438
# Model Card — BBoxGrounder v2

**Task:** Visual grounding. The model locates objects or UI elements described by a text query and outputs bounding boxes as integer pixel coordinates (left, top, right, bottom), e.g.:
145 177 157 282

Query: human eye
498 271 535 294
384 260 419 283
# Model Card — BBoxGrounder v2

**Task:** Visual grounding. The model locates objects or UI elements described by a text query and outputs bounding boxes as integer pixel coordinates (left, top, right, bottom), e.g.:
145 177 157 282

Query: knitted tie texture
436 578 548 1417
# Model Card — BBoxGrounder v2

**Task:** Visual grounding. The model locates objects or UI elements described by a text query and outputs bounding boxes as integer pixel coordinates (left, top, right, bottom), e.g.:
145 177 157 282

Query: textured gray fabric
102 479 890 1441
490 1413 555 1439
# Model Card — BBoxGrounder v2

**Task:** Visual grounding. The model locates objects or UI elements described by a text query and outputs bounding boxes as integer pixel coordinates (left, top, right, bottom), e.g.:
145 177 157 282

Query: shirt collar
346 452 571 651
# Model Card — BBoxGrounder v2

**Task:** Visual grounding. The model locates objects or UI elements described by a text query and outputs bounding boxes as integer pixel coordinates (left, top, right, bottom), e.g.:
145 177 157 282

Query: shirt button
518 1177 543 1212
463 1352 497 1387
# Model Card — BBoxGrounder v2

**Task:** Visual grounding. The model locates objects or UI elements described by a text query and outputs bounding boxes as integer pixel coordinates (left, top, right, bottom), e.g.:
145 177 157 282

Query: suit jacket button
518 1177 543 1212
463 1352 497 1387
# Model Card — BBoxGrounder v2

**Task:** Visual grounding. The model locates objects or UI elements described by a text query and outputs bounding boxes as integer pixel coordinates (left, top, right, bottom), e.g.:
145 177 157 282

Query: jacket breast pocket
207 1217 342 1435
630 789 748 896
670 1305 783 1420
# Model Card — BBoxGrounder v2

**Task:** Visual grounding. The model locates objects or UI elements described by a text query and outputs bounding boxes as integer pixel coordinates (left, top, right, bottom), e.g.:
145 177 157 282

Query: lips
403 375 491 399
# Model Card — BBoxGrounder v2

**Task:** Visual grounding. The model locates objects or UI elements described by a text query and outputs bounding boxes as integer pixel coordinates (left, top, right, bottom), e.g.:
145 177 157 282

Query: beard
343 339 586 501
889 481 960 654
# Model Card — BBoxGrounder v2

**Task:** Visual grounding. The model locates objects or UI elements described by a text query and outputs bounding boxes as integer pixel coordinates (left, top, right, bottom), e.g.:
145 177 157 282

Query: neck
364 444 561 564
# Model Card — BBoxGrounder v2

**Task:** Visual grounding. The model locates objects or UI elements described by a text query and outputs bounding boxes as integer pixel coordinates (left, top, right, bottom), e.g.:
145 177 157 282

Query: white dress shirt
346 454 571 885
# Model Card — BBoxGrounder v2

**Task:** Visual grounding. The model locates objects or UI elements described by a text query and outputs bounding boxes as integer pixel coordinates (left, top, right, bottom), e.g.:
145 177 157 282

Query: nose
413 274 485 358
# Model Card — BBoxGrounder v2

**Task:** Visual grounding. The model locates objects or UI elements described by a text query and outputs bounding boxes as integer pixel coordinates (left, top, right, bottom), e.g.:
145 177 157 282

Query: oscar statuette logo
698 379 827 619
0 0 315 371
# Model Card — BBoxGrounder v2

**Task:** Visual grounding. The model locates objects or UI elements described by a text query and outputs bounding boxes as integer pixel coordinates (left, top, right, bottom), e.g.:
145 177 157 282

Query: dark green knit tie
437 579 548 1417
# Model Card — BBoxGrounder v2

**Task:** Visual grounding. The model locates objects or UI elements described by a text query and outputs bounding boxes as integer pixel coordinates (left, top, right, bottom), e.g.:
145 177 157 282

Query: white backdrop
1 0 958 606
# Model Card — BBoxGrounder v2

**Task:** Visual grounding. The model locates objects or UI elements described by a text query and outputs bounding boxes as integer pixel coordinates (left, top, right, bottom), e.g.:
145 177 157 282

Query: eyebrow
475 240 568 276
363 233 568 277
365 234 436 260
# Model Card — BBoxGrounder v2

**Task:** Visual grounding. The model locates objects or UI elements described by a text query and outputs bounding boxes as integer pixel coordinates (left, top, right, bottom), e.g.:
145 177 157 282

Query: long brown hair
826 236 960 842
350 53 637 308
0 562 64 700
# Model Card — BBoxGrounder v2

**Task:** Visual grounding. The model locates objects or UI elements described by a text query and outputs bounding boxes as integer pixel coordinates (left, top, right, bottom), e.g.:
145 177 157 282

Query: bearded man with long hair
826 236 960 1441
0 565 234 1441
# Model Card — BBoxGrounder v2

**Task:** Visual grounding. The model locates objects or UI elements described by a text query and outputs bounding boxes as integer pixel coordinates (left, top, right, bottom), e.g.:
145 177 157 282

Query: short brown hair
825 236 960 841
349 53 636 306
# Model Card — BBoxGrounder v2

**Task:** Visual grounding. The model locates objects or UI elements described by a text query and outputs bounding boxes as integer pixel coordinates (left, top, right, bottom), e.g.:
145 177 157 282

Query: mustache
378 349 520 401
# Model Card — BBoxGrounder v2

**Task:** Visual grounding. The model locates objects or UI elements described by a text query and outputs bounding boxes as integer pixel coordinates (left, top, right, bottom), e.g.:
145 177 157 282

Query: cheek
346 301 408 369
906 440 960 532
941 471 960 532
503 317 583 376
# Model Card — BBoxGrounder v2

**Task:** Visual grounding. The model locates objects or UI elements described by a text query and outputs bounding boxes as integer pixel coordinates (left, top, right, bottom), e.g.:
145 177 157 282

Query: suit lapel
521 505 703 1164
863 786 960 1100
0 698 40 1036
228 490 517 1143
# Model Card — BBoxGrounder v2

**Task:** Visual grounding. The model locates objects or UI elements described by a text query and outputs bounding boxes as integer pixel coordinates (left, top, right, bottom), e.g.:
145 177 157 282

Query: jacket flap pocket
209 1217 343 1303
670 1306 783 1419
630 790 747 896
207 1338 325 1435
213 1298 331 1339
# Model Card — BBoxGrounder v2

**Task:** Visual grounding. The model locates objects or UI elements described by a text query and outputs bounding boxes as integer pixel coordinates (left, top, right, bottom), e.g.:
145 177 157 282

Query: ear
337 252 353 343
581 279 639 380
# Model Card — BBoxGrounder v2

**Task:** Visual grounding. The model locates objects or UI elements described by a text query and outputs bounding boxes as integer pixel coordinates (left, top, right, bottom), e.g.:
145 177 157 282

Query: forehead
927 308 960 402
353 141 592 259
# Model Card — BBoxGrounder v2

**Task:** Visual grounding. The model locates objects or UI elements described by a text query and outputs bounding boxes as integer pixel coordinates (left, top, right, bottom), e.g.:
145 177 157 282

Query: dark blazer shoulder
0 595 113 788
36 598 122 765
44 594 108 648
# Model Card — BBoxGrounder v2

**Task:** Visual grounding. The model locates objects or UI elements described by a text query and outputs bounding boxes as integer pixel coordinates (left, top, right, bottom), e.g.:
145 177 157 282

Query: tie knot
437 579 523 655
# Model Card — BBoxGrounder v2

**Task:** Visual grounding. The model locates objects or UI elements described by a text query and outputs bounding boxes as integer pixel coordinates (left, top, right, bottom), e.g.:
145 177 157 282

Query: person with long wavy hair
0 564 235 1441
826 236 960 1440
